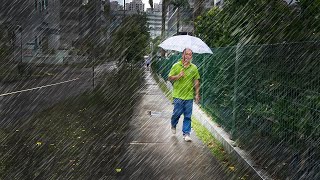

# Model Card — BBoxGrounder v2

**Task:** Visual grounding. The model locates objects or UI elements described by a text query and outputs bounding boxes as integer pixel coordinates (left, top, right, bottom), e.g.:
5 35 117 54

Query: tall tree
149 0 153 10
161 0 170 57
170 0 190 34
109 14 150 63
193 0 206 28
123 0 126 17
195 0 320 47
161 0 169 40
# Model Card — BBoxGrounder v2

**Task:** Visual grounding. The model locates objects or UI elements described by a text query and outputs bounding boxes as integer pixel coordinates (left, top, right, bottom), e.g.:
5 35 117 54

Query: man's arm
168 71 184 81
194 79 200 104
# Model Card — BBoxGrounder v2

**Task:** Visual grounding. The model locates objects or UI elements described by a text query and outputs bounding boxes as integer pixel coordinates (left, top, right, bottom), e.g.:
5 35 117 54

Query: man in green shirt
168 48 200 142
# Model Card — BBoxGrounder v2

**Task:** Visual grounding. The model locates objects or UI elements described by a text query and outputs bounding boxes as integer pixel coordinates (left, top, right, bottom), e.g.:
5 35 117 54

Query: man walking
168 48 200 142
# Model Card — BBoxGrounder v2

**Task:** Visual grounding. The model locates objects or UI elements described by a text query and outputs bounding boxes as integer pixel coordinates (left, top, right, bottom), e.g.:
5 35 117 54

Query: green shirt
168 60 200 100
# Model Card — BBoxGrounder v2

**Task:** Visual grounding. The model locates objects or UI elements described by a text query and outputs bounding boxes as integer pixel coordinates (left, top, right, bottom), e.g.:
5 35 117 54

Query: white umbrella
158 35 213 54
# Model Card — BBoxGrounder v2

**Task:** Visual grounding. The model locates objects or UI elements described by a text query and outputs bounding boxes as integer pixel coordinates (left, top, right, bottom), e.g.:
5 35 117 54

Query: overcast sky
111 0 161 10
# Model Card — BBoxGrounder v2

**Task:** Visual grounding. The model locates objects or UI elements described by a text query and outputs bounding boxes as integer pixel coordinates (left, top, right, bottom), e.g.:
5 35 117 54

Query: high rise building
126 0 145 12
146 3 163 39
147 11 162 39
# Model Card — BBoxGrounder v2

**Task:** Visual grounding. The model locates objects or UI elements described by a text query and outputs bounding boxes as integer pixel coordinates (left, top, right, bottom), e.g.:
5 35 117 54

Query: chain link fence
152 41 320 179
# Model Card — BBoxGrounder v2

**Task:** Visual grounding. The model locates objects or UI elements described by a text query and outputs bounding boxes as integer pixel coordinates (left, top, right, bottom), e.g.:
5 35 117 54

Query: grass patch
192 117 252 179
0 64 144 179
151 70 173 101
191 118 228 163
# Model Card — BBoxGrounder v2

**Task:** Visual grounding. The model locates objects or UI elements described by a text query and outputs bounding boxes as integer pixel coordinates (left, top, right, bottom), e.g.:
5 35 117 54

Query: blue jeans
171 98 193 135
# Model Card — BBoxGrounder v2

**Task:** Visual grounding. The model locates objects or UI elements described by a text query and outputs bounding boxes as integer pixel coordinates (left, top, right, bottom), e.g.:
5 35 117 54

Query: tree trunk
161 0 168 57
123 0 126 17
176 7 180 35
193 0 205 33
161 0 167 40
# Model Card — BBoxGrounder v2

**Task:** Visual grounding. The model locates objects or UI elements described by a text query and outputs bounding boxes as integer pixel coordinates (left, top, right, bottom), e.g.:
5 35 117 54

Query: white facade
126 0 145 12
147 10 163 39
153 3 161 12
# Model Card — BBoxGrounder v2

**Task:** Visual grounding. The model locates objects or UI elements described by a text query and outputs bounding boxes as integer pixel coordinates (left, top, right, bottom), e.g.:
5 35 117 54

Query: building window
34 36 39 50
39 1 42 12
44 0 48 9
35 0 38 10
41 0 45 10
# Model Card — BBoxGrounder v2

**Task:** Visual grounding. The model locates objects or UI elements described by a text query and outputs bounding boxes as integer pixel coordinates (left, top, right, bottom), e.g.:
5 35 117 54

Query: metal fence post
232 44 240 140
201 55 207 105
92 57 95 89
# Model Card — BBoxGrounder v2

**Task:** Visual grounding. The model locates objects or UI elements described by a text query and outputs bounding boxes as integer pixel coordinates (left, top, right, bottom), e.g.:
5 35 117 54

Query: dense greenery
0 66 144 179
170 0 190 34
193 1 320 177
195 0 320 47
109 14 150 63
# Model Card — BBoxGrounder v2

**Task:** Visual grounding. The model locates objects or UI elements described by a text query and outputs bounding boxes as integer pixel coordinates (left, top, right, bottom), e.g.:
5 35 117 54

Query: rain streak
0 0 319 179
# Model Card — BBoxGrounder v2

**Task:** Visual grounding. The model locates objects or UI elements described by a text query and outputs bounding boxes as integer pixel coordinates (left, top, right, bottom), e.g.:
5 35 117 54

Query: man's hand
178 71 184 78
168 71 184 81
195 94 200 104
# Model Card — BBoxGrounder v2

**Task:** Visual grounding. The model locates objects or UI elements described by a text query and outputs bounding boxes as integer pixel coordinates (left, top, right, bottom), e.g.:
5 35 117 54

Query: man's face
183 49 193 64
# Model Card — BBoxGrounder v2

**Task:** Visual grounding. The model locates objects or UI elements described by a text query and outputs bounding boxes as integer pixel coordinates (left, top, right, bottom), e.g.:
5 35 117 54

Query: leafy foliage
195 0 320 47
109 14 150 63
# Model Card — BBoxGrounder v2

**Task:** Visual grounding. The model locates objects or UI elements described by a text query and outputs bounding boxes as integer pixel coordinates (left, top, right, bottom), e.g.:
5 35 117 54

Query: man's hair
183 48 192 55
183 48 187 54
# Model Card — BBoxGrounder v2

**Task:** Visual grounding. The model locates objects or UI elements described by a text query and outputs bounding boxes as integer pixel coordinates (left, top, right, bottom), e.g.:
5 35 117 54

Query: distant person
145 56 151 70
168 48 200 142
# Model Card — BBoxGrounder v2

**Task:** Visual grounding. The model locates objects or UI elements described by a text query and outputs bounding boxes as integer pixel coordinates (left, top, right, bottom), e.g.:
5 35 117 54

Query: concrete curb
153 72 273 180
192 105 272 180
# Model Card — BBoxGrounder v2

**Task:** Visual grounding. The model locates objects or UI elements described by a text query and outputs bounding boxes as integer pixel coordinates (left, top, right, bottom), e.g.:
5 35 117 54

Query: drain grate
146 110 172 118
129 141 166 145
147 110 162 116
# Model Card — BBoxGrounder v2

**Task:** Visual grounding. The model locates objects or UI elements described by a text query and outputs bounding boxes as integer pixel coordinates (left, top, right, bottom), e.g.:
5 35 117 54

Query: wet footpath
118 71 231 179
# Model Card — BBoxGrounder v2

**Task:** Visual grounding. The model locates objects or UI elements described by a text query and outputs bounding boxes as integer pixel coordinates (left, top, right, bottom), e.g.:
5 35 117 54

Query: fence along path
152 41 320 179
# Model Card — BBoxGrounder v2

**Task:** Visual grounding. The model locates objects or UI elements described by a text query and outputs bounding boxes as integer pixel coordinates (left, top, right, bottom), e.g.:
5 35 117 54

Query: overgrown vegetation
195 0 320 47
109 14 151 64
0 65 144 179
191 1 320 179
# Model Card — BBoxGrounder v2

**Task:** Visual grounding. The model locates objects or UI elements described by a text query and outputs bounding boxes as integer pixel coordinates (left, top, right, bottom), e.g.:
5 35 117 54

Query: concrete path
119 71 231 179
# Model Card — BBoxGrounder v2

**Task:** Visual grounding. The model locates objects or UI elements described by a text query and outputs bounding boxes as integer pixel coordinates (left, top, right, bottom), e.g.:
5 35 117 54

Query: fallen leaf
36 141 42 146
228 166 235 171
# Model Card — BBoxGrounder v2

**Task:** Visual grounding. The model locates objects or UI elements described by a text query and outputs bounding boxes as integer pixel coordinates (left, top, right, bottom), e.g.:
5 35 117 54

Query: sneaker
183 135 192 142
171 127 176 134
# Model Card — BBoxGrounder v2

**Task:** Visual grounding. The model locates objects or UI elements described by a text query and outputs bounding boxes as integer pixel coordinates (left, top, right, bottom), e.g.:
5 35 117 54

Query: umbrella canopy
158 35 213 54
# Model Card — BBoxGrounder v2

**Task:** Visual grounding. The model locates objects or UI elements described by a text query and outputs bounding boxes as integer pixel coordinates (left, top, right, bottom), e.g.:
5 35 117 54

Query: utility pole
17 25 23 64
16 25 23 75
123 0 126 18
